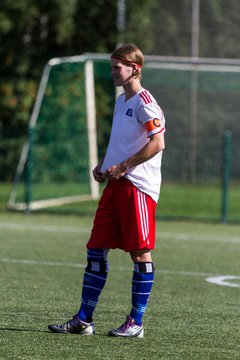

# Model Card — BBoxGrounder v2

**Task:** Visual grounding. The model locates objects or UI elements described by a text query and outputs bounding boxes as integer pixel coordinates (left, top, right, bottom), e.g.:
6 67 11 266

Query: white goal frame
8 56 99 211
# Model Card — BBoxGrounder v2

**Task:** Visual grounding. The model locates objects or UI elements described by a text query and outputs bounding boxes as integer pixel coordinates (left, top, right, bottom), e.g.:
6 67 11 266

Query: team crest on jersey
126 108 133 117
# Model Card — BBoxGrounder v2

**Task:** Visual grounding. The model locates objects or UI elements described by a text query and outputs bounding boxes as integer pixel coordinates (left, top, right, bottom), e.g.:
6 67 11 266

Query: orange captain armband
145 118 165 137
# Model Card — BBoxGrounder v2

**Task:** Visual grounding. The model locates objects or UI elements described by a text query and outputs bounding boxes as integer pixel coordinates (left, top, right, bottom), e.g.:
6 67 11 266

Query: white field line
0 222 240 244
206 275 240 288
0 256 216 277
0 223 90 234
0 257 85 269
160 232 240 244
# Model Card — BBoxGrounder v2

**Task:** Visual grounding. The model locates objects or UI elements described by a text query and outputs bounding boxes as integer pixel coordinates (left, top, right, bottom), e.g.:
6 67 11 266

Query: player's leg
48 248 109 335
109 181 156 338
48 181 119 335
77 248 109 322
109 249 154 338
76 180 121 324
130 249 155 325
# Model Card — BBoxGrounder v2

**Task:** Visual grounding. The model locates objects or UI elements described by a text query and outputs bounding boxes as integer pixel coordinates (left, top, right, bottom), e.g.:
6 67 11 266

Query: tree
121 0 155 52
201 0 240 58
150 0 192 56
0 0 78 180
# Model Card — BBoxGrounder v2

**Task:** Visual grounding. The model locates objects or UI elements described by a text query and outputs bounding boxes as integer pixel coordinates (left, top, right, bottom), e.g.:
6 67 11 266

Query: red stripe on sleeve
139 90 152 104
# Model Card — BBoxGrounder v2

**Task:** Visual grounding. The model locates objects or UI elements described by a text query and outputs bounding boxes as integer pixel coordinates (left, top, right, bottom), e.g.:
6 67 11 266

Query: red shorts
87 177 156 252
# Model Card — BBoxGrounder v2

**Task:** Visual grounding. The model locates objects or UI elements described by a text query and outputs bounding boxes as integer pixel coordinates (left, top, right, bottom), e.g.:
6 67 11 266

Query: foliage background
0 0 240 181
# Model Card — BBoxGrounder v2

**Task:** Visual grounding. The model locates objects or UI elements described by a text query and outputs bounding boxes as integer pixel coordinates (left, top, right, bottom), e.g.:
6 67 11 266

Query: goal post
8 56 99 211
85 60 99 200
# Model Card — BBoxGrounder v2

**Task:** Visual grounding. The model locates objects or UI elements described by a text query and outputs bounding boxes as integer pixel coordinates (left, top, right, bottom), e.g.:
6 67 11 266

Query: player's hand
92 164 105 183
103 163 128 180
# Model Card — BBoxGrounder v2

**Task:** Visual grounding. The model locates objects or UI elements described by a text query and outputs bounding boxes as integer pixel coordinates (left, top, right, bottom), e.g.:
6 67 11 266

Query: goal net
8 56 99 211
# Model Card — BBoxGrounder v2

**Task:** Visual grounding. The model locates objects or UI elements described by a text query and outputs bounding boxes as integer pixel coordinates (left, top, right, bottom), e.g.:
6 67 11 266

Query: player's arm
104 131 165 180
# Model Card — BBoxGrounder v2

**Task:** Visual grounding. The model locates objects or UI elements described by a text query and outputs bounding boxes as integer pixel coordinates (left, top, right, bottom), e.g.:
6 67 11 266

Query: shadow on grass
0 326 49 333
0 327 110 337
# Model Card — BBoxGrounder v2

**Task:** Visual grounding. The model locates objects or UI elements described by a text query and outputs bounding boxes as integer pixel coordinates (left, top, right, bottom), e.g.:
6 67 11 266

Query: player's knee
86 248 109 273
130 249 152 263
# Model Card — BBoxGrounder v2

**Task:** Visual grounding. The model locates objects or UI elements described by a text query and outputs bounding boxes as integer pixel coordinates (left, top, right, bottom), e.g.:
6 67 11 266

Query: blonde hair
111 44 144 79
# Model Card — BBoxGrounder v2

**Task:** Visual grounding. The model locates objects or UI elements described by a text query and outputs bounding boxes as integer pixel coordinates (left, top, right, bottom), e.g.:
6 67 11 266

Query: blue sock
78 249 108 323
130 262 154 325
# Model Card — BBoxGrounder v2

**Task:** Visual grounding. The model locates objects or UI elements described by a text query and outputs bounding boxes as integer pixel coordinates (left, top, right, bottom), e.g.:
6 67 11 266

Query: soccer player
48 43 166 338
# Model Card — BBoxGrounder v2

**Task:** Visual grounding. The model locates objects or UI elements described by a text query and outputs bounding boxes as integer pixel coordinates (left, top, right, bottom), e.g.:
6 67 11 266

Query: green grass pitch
0 212 239 359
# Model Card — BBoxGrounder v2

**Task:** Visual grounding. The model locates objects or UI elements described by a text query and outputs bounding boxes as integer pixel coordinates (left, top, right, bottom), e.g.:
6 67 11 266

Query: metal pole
191 0 200 58
25 125 34 212
117 0 126 45
85 60 99 199
189 0 200 182
221 130 232 223
189 70 198 183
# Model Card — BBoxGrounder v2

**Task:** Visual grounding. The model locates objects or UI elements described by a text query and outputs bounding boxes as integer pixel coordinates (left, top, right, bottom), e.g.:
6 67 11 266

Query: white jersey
101 89 165 203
